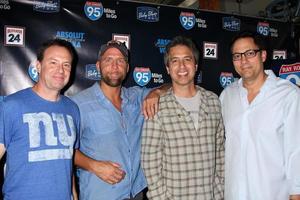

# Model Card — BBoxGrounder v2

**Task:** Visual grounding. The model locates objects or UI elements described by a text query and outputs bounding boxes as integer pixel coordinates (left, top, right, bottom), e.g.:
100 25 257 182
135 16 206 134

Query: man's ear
166 65 170 74
36 61 41 73
126 64 129 73
261 50 267 63
96 61 100 72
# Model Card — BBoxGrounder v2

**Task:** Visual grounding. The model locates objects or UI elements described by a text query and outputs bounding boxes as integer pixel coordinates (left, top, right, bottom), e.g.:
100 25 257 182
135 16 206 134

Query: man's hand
142 89 160 120
290 195 300 200
90 160 126 185
142 84 171 119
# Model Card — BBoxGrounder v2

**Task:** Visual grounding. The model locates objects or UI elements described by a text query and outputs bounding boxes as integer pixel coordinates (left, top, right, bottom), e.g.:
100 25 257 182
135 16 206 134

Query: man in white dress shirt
220 31 300 200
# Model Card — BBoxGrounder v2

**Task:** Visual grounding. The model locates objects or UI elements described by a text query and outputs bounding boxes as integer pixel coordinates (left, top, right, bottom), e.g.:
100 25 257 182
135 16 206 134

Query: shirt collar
91 82 128 104
237 69 277 93
92 82 105 100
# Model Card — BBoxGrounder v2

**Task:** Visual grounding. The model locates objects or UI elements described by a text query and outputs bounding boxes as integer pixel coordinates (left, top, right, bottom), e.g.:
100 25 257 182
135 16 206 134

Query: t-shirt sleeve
0 101 4 145
74 104 81 150
0 99 12 148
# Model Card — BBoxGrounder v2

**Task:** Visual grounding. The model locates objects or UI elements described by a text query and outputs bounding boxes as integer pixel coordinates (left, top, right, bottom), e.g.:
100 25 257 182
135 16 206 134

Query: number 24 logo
206 48 215 56
8 33 21 43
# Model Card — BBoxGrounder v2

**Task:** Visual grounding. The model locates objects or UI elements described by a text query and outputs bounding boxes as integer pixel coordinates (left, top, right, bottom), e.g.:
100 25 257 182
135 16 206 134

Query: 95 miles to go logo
84 1 103 21
133 67 152 86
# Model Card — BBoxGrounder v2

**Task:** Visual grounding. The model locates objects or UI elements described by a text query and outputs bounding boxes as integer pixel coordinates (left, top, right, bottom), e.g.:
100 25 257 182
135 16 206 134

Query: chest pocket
85 111 118 135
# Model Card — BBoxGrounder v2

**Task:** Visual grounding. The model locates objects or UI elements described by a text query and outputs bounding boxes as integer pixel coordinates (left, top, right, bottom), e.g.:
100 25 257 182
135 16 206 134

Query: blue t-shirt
0 88 80 200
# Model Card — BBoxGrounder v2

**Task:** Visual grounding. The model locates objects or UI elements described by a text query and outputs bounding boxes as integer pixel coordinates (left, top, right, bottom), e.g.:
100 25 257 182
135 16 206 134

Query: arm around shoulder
142 83 171 119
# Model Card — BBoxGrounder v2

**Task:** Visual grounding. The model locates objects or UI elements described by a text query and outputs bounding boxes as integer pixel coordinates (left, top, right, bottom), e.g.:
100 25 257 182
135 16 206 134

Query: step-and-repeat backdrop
1 0 299 99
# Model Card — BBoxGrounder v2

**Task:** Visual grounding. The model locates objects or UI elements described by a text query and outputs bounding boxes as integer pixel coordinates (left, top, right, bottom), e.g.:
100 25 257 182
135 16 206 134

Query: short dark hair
230 31 267 52
164 36 199 66
37 38 75 64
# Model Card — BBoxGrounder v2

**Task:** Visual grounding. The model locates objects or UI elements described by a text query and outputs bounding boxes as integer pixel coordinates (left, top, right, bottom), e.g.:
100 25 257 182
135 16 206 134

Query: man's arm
284 90 300 198
141 116 173 200
290 195 300 200
74 150 125 185
214 108 225 199
142 84 171 119
72 174 78 200
0 101 6 160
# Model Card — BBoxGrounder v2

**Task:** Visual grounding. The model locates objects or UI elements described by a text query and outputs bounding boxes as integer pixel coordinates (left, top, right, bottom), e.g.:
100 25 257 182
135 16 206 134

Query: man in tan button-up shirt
142 36 225 200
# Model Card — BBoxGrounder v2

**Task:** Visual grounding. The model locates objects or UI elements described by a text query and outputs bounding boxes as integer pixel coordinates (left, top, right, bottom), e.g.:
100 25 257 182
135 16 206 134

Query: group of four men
0 31 299 200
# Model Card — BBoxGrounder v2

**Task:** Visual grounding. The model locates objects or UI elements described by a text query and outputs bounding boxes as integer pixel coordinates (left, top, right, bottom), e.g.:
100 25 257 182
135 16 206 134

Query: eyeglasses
232 49 261 61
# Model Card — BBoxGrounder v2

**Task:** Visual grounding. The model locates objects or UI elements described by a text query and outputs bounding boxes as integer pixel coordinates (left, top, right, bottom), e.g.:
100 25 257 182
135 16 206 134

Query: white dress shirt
220 70 300 200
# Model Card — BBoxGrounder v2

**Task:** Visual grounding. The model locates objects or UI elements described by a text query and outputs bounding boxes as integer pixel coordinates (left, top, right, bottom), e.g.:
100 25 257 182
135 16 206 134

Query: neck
243 72 267 93
32 84 60 102
99 81 122 111
243 72 267 103
173 84 197 98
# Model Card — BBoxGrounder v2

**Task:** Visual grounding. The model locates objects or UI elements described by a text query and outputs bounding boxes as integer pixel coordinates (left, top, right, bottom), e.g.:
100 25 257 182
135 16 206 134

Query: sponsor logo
56 31 85 48
84 2 117 20
222 17 240 31
155 38 171 54
85 64 101 80
152 72 164 84
273 50 287 60
33 0 60 13
112 34 130 49
279 63 300 86
104 8 117 19
4 26 25 47
28 61 39 82
219 72 235 88
203 42 218 59
0 0 10 10
84 1 104 21
133 67 152 86
257 22 270 36
196 18 207 28
270 28 278 37
179 12 195 30
137 6 159 22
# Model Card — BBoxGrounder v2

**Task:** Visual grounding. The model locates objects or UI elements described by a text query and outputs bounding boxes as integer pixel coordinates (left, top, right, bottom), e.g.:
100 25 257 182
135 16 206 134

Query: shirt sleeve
214 103 225 198
128 86 152 104
141 115 173 200
284 89 300 195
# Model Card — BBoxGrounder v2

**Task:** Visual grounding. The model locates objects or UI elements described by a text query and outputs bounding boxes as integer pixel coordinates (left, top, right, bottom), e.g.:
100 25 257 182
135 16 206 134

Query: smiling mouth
178 71 188 76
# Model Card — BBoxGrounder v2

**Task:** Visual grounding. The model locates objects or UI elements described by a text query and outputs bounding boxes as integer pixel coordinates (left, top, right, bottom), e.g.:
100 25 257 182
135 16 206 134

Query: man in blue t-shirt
0 39 80 200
